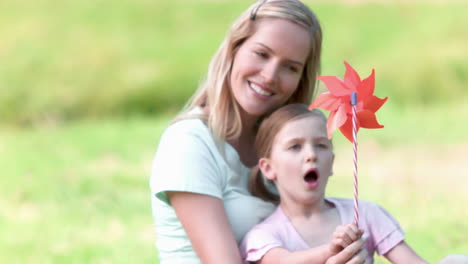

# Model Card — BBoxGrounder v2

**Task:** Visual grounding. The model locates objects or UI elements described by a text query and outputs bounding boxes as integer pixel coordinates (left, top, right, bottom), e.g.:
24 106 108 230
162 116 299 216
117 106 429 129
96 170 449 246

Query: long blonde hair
250 104 328 203
179 0 322 141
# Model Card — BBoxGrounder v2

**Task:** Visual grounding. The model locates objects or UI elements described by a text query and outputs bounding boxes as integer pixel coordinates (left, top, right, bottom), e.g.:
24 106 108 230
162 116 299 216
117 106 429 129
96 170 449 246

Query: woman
150 1 366 263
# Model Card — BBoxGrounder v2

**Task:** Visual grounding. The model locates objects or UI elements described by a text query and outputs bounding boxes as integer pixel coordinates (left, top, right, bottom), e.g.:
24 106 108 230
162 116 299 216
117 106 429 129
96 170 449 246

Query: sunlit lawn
1 0 468 263
1 0 467 122
1 104 467 263
0 115 171 264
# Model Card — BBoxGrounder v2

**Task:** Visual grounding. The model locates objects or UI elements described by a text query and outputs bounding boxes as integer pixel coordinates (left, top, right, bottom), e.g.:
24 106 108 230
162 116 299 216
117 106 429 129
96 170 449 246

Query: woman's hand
326 236 368 264
168 191 243 264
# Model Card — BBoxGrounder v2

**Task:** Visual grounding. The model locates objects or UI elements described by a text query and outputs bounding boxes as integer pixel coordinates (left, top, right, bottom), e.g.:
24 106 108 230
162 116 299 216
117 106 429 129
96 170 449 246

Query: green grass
0 0 467 124
0 115 173 263
1 104 468 263
1 0 467 262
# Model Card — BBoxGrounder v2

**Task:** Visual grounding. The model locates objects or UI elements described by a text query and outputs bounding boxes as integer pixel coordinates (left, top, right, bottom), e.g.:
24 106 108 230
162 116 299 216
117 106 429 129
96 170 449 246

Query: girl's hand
329 224 363 254
326 234 368 264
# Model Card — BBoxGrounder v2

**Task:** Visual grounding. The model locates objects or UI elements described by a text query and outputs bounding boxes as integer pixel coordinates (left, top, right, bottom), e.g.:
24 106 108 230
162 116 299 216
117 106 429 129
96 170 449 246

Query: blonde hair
179 0 322 141
250 104 327 203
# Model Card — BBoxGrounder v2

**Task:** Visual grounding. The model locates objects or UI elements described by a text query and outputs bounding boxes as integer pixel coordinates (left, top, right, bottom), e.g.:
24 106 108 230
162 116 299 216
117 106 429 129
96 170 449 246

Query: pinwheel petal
343 61 361 89
339 118 355 143
364 95 388 113
317 76 350 96
309 92 341 111
358 69 375 99
327 105 348 139
357 110 384 128
315 62 387 141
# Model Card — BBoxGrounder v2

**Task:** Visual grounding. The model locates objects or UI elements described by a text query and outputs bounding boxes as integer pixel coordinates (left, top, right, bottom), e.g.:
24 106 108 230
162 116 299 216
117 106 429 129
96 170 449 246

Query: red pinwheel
309 61 387 142
309 61 388 227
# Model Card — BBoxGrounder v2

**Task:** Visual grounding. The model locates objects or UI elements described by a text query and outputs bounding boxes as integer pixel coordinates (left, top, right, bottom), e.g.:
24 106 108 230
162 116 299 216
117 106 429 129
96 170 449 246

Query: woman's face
259 115 334 206
230 18 310 120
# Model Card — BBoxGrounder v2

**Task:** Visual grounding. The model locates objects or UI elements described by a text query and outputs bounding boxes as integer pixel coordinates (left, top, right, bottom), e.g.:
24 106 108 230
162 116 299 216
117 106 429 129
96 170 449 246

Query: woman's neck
239 108 259 134
229 128 257 168
228 109 260 168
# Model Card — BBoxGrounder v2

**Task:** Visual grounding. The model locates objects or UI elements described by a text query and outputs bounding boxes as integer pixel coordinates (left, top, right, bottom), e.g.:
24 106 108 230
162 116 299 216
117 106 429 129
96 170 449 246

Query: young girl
240 104 428 264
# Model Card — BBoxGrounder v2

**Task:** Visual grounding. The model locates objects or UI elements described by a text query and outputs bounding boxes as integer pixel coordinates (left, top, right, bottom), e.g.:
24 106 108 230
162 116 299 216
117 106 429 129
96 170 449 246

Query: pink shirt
240 198 404 264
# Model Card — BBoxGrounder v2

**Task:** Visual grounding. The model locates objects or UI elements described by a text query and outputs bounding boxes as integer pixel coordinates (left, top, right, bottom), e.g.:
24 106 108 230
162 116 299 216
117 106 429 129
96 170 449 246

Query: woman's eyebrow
254 42 304 66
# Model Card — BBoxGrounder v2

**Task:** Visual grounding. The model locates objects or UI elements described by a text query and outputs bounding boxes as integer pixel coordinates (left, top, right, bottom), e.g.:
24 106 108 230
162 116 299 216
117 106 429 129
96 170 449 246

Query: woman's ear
258 157 276 181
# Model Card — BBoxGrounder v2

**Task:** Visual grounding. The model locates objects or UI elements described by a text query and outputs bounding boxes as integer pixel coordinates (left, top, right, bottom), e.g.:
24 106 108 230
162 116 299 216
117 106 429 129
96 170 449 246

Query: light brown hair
178 0 322 141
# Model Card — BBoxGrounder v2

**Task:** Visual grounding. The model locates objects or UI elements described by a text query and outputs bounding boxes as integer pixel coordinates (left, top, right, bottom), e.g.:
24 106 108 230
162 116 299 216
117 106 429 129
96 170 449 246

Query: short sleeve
150 119 225 204
240 223 284 263
364 202 405 255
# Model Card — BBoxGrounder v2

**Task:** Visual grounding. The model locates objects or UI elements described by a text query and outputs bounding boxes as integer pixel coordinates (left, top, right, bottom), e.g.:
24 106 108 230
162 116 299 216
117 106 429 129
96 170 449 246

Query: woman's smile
248 81 274 98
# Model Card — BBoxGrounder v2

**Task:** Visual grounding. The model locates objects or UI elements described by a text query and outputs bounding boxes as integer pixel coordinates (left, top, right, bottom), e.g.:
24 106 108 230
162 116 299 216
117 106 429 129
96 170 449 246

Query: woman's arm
168 191 243 264
384 241 428 264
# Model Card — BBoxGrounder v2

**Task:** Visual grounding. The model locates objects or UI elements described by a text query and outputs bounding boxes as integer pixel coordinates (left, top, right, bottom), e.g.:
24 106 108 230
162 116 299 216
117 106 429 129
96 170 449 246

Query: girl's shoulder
326 197 391 221
326 197 381 209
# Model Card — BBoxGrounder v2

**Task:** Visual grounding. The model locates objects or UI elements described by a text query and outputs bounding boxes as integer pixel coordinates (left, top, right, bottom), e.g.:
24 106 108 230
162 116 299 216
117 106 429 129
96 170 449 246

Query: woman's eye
287 65 299 73
254 51 268 58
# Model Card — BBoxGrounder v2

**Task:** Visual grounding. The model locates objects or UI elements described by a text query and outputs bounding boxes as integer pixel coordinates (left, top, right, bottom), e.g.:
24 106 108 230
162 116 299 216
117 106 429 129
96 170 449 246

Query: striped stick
351 92 359 228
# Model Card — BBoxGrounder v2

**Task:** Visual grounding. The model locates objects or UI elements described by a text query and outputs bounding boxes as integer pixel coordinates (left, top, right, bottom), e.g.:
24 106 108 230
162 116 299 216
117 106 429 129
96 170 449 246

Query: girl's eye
316 143 329 149
289 144 301 151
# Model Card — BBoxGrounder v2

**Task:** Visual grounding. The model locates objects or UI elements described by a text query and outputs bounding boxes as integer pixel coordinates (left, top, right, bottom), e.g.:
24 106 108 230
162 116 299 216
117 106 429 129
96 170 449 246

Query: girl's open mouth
304 169 319 188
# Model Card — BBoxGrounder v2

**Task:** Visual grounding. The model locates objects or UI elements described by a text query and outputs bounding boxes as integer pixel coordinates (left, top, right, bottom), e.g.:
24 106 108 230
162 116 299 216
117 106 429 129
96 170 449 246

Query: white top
150 117 276 264
241 198 405 264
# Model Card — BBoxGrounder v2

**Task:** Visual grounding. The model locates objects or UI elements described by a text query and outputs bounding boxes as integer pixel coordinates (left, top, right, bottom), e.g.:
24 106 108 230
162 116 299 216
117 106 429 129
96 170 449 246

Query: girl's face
230 18 310 120
259 115 334 206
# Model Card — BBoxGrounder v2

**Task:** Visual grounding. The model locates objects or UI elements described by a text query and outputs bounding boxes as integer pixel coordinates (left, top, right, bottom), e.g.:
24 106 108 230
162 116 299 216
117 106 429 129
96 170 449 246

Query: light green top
150 117 275 264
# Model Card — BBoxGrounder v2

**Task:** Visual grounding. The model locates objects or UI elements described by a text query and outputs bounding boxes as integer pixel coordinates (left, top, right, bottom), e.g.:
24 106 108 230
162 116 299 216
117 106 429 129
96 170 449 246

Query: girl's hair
249 104 327 203
178 0 322 140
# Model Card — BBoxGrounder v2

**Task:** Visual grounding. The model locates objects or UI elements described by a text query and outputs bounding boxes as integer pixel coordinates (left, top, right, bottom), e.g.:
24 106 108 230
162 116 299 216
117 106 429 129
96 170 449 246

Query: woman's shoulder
161 116 211 141
162 107 210 135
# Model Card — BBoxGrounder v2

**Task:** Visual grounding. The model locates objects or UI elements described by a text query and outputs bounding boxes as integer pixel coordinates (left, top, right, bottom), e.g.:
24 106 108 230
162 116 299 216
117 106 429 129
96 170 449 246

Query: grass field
1 0 468 263
1 0 467 124
1 104 467 263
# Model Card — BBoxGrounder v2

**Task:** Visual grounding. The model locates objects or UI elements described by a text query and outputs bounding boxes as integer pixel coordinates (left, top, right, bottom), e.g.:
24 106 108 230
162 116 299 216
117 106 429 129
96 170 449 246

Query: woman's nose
261 61 279 84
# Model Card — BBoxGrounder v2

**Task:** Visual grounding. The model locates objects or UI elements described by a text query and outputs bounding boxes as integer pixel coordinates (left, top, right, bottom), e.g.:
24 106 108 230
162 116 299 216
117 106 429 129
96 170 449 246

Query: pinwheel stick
351 92 359 228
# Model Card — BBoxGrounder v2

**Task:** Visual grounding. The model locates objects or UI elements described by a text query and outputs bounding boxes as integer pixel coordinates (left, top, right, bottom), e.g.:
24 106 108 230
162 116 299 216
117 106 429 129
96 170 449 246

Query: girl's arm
258 244 331 264
384 241 428 264
257 238 367 264
168 191 243 264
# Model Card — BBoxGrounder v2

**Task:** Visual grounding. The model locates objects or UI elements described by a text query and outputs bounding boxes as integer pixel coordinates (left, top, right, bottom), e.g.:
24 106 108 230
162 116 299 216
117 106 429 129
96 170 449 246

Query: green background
1 0 467 263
